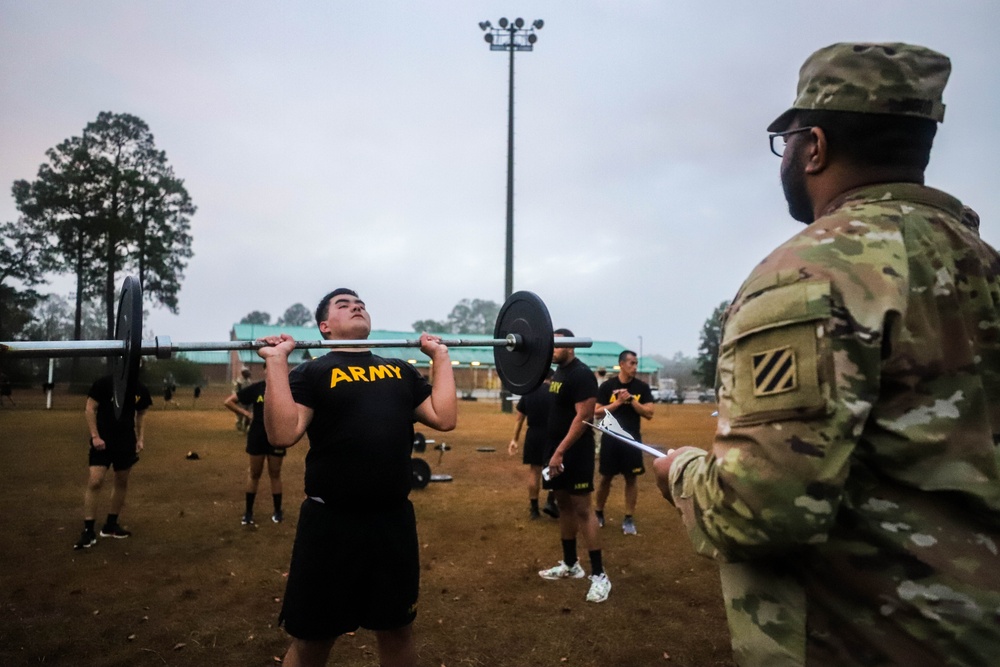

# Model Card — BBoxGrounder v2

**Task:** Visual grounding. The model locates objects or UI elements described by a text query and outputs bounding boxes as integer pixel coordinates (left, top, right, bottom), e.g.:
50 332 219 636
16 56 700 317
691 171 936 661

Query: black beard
780 147 814 224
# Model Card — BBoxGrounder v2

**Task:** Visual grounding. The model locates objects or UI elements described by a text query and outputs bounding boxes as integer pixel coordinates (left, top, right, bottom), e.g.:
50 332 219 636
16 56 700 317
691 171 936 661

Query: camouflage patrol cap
768 42 951 132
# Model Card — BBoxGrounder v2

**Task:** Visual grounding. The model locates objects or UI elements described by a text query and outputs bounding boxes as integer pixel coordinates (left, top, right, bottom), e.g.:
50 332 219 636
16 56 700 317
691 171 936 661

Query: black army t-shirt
236 380 269 450
597 376 653 442
88 375 153 445
546 357 597 452
289 350 432 508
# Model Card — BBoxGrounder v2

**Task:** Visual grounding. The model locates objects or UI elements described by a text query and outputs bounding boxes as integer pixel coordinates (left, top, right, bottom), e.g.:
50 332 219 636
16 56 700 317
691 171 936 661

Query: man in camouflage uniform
654 43 1000 666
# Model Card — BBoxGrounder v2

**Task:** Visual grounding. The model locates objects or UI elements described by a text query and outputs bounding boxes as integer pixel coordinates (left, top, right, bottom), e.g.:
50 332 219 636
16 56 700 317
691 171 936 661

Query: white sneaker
622 517 637 536
586 573 611 603
538 560 586 580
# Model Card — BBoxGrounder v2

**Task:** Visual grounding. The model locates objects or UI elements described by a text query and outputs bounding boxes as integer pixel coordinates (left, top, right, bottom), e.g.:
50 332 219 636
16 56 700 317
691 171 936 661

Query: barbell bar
0 276 591 419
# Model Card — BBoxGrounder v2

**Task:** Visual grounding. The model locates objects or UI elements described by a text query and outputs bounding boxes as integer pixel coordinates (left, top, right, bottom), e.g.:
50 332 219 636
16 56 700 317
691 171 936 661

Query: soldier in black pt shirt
537 328 611 604
594 349 653 535
73 374 153 550
508 368 558 520
224 378 286 525
257 288 456 667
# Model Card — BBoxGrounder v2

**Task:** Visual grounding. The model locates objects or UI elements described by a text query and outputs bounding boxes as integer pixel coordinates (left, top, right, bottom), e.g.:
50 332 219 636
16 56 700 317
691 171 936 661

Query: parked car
656 388 681 403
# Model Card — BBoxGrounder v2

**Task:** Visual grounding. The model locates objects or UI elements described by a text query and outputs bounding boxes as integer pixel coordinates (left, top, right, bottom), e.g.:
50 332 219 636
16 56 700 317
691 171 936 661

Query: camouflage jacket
666 183 1000 666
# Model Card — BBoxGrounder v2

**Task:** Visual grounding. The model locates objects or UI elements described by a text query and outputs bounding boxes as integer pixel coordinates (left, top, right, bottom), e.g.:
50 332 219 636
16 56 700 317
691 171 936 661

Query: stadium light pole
479 17 543 301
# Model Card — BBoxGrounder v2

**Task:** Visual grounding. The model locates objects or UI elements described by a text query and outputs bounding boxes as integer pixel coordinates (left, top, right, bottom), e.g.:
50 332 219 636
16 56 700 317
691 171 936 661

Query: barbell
0 276 592 419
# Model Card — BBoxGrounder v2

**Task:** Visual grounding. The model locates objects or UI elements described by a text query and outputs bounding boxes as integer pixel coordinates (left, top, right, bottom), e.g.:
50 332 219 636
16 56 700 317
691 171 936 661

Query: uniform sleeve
406 362 433 409
570 365 598 403
288 363 315 409
236 382 255 405
669 271 886 562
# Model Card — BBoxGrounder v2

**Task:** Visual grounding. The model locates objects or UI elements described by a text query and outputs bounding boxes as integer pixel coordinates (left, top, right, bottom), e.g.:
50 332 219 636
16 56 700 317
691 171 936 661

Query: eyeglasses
768 126 815 157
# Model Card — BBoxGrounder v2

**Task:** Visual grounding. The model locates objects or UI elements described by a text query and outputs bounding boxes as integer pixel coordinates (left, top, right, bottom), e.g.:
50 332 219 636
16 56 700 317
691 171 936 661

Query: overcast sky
2 1 998 359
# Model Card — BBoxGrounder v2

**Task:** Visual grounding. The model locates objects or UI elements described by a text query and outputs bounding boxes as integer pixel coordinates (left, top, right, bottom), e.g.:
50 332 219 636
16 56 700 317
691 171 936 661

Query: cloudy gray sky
2 1 998 359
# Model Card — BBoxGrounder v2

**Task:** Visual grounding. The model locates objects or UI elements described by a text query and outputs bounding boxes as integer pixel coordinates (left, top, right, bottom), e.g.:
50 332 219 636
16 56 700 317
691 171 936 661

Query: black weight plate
412 432 427 453
493 291 553 394
411 457 431 490
112 276 142 421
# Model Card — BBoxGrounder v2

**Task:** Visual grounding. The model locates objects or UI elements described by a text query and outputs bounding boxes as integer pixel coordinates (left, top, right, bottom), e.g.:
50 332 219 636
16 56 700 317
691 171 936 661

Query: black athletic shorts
522 429 546 467
279 498 420 640
541 439 595 495
88 440 139 470
598 437 645 477
246 439 286 457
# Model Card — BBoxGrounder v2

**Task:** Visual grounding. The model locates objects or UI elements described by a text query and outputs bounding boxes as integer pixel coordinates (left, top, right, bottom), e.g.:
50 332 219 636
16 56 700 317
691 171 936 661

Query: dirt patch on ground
0 387 734 666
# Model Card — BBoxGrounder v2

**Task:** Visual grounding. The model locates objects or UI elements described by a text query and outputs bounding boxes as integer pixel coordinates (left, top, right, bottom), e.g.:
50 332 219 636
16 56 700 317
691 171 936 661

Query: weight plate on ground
493 291 554 395
112 276 142 421
411 457 431 490
412 432 427 453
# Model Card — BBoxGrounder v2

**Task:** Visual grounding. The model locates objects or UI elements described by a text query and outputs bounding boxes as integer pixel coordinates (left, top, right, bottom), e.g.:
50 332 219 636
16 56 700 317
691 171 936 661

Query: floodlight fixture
478 16 544 310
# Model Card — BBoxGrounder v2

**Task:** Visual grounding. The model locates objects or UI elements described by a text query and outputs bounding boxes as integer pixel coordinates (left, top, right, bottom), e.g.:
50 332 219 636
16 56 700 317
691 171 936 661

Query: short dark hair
618 350 637 364
553 328 574 337
796 109 937 170
315 288 359 327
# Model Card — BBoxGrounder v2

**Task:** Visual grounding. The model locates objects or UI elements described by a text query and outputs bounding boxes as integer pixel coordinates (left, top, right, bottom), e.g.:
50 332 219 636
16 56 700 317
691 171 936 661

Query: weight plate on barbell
412 432 427 453
411 457 431 490
493 291 554 395
112 275 142 421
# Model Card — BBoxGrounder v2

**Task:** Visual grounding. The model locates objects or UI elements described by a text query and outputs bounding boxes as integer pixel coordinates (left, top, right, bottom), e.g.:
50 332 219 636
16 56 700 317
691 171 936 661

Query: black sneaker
542 502 560 519
271 510 283 523
99 524 132 539
241 513 255 526
595 510 605 528
73 530 97 550
529 507 542 520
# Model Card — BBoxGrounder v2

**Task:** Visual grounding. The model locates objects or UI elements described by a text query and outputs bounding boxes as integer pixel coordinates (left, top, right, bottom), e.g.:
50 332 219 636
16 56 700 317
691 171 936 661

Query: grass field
0 386 734 667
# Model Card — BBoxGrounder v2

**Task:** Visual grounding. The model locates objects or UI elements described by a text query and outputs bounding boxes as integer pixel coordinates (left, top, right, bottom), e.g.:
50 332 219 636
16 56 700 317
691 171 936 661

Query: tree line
1 112 195 382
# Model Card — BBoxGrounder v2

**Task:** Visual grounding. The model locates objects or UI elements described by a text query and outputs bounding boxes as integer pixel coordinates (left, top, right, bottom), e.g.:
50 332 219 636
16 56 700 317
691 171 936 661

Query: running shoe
542 502 560 519
586 573 612 603
73 529 97 550
99 524 132 539
538 560 586 580
241 513 255 526
622 517 637 535
529 507 541 520
595 510 605 528
271 510 283 523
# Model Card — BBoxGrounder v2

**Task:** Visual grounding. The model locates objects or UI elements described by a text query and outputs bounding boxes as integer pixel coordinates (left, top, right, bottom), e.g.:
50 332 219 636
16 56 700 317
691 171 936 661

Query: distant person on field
257 288 457 667
0 373 13 406
594 350 653 535
74 374 152 550
233 367 253 430
225 376 285 525
538 328 610 603
508 368 558 520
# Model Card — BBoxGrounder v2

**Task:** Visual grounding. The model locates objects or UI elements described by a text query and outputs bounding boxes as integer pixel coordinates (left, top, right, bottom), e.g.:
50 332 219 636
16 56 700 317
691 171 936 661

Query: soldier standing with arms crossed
654 43 1000 665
